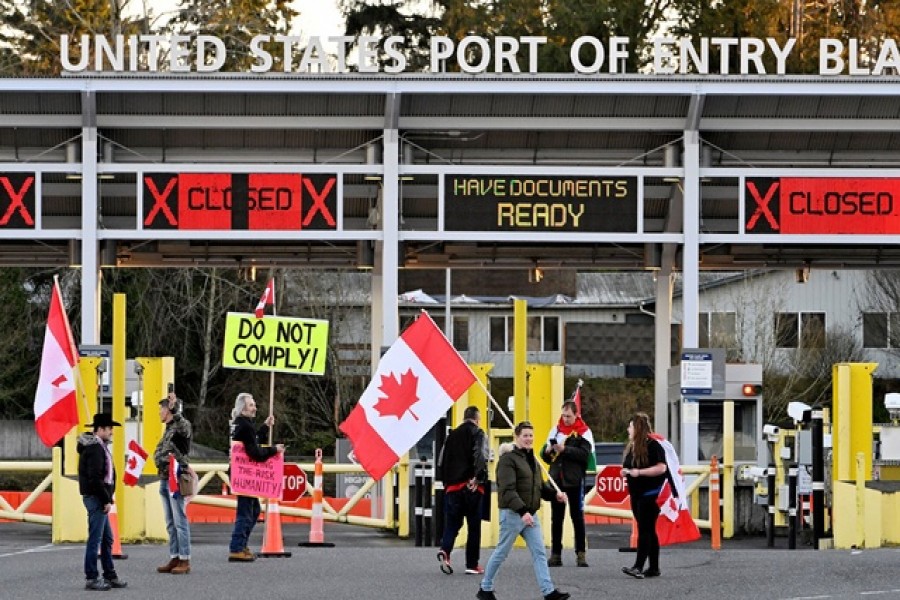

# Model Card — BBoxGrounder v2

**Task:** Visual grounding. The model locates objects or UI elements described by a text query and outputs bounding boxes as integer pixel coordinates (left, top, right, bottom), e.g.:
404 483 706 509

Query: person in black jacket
621 412 668 579
436 406 489 575
227 393 284 562
541 400 594 567
77 413 127 591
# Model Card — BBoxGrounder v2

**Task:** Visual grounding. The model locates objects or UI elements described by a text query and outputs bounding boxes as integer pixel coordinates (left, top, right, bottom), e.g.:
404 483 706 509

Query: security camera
885 393 900 411
739 465 768 480
763 424 780 440
788 401 812 423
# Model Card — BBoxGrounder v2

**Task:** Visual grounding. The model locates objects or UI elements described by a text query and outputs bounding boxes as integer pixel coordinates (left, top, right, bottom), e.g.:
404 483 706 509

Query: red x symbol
301 177 336 227
144 176 178 227
0 176 35 226
746 181 780 231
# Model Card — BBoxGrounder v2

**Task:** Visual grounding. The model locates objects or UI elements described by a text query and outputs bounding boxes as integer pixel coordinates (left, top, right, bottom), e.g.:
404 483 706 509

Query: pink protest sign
229 441 284 500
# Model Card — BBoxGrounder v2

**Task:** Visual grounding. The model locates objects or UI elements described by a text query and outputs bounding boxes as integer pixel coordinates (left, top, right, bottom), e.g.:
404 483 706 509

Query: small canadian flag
123 439 148 486
255 278 275 318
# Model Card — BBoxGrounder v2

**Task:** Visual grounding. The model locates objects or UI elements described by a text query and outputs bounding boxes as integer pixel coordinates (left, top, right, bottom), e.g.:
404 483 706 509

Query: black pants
440 488 483 569
631 493 660 571
550 484 586 554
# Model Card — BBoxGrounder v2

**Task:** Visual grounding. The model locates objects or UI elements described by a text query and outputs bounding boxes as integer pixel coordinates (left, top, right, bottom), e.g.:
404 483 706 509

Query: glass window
699 313 710 347
490 316 506 352
775 313 799 348
526 317 542 351
710 312 737 349
543 317 560 351
890 313 900 349
453 317 469 352
863 312 888 349
801 312 826 349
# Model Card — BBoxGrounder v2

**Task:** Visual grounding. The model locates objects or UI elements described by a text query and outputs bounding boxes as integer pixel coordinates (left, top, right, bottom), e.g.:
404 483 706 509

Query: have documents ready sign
223 312 329 375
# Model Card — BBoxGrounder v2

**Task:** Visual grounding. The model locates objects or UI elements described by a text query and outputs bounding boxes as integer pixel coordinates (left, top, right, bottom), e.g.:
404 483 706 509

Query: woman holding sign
228 393 284 562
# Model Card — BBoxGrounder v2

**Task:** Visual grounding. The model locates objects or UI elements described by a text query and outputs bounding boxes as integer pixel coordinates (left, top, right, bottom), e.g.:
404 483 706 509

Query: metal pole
788 465 797 550
766 464 776 548
414 460 424 547
811 410 826 549
433 416 447 546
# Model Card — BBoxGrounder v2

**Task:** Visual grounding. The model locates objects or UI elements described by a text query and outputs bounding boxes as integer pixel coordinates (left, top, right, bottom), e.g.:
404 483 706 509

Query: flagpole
475 379 562 495
267 278 276 446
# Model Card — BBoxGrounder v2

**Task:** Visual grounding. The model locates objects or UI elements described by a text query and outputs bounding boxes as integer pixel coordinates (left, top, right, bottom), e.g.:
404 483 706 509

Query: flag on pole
339 312 477 480
255 278 275 318
571 384 582 414
33 279 81 447
123 439 148 486
650 432 701 545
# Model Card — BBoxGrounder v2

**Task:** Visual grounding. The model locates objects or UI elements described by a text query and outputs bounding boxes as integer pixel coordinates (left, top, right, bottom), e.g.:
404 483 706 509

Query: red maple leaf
127 455 137 471
373 369 420 421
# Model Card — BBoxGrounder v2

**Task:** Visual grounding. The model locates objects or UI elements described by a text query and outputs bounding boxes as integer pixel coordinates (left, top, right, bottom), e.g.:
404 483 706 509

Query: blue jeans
229 495 261 553
440 488 483 569
160 478 191 559
82 496 116 581
481 509 554 596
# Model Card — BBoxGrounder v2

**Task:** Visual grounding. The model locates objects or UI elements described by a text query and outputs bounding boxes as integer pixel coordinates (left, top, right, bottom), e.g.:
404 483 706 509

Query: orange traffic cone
257 500 292 558
108 504 128 560
298 448 334 548
618 517 638 553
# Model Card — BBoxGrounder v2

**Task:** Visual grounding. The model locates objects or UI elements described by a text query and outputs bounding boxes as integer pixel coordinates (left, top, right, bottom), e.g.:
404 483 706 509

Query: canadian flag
33 279 81 447
255 278 275 318
339 312 476 480
651 433 701 546
123 439 148 486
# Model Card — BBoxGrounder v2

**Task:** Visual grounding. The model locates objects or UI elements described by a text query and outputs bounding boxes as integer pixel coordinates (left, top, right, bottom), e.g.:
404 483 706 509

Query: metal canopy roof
3 74 900 270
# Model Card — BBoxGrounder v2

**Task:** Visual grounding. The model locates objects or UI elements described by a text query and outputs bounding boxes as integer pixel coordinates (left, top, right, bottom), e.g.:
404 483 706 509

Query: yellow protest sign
223 312 329 375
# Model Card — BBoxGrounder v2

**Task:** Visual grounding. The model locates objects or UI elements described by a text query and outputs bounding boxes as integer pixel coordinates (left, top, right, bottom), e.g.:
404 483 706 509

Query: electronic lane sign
745 177 900 234
444 175 638 232
0 173 36 229
143 173 338 230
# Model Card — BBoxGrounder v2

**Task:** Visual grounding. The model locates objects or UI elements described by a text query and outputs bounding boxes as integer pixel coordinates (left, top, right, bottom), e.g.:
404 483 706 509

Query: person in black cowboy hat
77 413 128 591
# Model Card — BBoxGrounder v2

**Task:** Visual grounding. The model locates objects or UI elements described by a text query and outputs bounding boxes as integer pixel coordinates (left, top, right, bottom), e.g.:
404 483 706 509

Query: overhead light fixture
364 174 382 182
528 266 544 283
663 144 681 183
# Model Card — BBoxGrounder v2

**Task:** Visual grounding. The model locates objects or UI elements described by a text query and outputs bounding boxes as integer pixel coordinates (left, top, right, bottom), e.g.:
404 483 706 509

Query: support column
654 272 673 437
680 130 701 465
80 91 100 344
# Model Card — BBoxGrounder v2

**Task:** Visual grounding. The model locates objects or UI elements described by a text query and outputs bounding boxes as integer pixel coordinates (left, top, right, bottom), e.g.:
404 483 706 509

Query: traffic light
742 383 763 397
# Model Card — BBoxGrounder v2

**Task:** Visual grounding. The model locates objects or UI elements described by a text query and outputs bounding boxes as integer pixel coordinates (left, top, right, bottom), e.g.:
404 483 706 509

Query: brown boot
157 557 180 573
171 559 191 574
576 551 589 567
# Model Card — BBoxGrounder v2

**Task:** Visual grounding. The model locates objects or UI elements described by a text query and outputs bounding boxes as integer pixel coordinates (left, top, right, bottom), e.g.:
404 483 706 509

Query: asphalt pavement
2 521 899 600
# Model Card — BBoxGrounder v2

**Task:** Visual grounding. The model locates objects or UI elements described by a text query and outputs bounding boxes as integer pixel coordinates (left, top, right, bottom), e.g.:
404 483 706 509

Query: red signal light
742 383 763 396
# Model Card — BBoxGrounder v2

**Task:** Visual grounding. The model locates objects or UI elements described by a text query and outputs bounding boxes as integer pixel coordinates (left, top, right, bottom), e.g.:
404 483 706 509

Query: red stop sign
595 465 628 504
281 463 307 503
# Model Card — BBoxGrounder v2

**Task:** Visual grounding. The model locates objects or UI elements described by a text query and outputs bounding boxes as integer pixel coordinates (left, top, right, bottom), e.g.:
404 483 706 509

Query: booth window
490 315 559 352
862 312 900 349
775 312 826 349
699 312 737 349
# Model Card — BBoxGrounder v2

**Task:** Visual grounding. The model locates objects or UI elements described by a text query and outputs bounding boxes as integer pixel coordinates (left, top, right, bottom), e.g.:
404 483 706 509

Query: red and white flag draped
168 454 180 497
255 278 275 318
339 312 476 480
33 279 81 447
650 432 701 545
123 439 148 486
